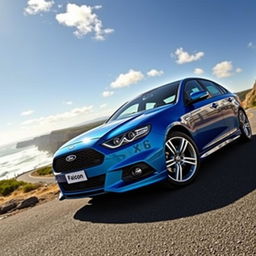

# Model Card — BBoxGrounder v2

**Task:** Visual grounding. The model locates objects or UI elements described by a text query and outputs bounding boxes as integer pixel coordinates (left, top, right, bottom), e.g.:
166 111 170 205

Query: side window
218 84 229 94
145 102 156 110
184 80 205 101
199 80 223 97
163 95 176 104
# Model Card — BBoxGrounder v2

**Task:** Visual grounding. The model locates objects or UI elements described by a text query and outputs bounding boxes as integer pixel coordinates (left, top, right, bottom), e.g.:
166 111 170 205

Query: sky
0 0 255 146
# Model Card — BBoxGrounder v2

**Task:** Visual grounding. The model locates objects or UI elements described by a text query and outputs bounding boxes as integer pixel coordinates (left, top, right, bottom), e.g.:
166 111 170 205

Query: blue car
52 78 252 200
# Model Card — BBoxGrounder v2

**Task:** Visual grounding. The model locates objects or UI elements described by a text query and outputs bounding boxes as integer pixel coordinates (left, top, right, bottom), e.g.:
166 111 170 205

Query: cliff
242 81 256 109
16 120 105 155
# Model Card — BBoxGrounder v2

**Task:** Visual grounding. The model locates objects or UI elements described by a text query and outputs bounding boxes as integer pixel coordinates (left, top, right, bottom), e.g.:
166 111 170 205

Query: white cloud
100 104 107 109
212 61 233 78
22 105 93 126
24 0 54 15
21 110 35 116
147 69 164 77
64 100 73 105
193 68 204 75
102 90 114 97
94 5 103 10
173 47 204 64
111 69 144 88
236 67 242 73
56 3 114 40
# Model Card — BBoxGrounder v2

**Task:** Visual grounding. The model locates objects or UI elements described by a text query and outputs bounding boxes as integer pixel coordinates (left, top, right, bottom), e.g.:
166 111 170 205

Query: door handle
211 102 218 109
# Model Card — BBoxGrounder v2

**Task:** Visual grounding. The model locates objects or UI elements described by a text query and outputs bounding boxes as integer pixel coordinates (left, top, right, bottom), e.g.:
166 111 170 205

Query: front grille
53 149 104 173
61 174 105 192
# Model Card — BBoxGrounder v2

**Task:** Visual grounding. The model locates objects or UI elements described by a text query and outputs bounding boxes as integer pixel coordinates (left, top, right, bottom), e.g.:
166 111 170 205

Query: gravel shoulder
0 109 255 256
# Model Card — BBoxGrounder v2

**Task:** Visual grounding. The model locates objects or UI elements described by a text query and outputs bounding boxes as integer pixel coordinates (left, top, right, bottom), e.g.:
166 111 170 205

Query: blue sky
0 0 255 145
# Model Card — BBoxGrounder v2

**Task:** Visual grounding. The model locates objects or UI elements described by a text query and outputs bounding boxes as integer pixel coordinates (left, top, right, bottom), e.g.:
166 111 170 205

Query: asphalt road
247 108 256 134
17 171 55 184
1 109 256 256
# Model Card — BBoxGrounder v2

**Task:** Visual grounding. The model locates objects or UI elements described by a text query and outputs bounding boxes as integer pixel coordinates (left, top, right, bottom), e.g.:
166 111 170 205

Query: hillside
242 81 256 109
236 89 252 102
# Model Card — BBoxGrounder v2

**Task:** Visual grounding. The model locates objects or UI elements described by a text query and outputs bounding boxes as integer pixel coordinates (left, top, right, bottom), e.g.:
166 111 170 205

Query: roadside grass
33 165 53 176
0 179 40 196
22 183 40 193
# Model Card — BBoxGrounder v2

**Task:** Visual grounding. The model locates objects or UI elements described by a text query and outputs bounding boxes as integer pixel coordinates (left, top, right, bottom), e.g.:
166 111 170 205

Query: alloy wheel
239 110 252 139
165 136 198 183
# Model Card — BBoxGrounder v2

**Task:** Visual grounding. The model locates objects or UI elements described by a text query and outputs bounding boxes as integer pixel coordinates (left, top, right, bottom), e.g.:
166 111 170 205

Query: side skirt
200 135 240 159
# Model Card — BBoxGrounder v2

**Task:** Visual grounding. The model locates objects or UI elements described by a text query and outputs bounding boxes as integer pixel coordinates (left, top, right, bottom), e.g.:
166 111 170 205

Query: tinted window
118 104 139 119
163 95 176 104
184 80 205 101
199 80 223 97
218 84 229 94
145 102 156 110
108 82 179 122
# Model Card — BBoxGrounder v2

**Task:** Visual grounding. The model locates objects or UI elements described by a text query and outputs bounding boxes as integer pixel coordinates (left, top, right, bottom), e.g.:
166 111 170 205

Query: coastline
0 143 52 181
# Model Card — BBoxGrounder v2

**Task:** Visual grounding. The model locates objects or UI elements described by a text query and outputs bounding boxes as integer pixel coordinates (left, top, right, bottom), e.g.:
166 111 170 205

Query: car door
197 79 236 149
215 83 240 132
183 79 230 152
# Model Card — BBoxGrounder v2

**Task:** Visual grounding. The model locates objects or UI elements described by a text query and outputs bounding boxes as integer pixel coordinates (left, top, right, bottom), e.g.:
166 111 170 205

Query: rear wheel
165 131 200 187
238 110 252 142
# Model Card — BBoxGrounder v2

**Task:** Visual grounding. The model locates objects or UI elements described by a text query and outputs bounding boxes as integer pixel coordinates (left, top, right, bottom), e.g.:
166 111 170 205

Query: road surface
17 171 55 184
1 109 256 256
247 108 256 134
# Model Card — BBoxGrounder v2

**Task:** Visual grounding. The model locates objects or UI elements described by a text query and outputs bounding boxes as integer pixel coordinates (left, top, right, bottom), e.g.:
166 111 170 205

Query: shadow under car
73 136 256 224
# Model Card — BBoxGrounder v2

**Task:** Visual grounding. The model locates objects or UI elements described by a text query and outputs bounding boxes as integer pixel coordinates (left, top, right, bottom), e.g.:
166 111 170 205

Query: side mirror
189 91 209 104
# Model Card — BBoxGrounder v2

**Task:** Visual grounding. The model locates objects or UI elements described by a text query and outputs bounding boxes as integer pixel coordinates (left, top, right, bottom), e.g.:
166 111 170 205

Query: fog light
131 167 143 177
122 162 154 183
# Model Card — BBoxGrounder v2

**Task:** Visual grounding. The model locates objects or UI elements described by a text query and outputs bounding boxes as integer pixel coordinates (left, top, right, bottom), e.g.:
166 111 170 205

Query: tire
164 131 200 187
238 110 252 142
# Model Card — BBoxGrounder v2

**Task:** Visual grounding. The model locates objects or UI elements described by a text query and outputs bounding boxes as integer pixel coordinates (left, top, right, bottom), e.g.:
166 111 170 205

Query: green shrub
35 165 53 176
0 179 41 196
0 179 25 196
22 183 40 193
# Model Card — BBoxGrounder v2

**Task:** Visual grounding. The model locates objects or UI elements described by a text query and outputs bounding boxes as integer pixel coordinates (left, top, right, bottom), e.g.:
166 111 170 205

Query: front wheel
165 131 200 187
238 110 252 142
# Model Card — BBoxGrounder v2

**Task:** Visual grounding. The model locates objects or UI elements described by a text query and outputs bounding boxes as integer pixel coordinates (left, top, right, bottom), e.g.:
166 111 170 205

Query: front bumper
53 133 167 199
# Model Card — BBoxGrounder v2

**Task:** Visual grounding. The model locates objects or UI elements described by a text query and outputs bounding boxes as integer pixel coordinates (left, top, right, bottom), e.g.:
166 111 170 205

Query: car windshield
107 81 180 122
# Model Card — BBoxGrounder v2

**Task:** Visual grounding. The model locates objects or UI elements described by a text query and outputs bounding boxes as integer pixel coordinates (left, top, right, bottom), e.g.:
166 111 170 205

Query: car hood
60 104 175 149
61 118 133 148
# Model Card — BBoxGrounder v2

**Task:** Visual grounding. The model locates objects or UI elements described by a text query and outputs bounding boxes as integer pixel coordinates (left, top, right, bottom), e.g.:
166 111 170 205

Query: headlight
102 125 150 149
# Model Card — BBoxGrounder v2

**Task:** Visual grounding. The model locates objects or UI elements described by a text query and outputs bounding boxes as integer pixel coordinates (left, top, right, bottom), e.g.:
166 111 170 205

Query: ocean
0 143 52 180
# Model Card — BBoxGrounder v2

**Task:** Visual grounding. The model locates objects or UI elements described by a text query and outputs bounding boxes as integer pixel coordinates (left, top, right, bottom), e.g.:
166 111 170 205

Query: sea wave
0 144 52 180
